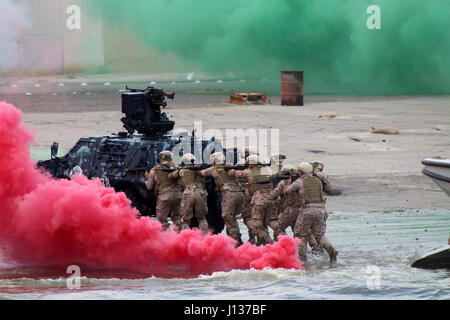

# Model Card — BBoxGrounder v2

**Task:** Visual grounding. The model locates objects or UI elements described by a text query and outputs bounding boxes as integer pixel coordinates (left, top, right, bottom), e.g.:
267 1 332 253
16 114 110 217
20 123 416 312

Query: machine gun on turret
120 85 176 137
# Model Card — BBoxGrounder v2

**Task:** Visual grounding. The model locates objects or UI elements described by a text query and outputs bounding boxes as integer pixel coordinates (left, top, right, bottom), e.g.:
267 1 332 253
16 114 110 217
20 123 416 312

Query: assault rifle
223 162 271 171
152 163 212 173
252 174 300 186
223 165 249 171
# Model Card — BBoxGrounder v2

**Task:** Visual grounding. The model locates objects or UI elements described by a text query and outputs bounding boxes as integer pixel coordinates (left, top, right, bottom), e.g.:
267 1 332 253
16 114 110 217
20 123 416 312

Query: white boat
422 158 450 197
410 244 450 269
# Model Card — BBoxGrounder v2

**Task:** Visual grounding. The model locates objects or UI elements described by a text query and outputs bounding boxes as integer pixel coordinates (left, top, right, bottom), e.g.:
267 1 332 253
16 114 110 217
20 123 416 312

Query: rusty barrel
281 71 303 106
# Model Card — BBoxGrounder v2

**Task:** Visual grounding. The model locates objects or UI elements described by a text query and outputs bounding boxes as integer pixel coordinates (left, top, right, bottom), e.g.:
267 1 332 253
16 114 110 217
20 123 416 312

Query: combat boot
329 249 339 264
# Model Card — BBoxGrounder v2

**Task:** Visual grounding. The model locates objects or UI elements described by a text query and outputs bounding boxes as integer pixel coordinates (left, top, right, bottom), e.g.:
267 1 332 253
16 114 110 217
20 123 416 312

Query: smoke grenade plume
0 0 30 73
93 0 450 94
0 102 302 277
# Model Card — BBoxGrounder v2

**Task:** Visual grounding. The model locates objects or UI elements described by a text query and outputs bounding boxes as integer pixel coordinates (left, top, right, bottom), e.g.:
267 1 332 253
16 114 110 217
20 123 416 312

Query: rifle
149 163 212 173
128 166 177 173
154 167 177 173
180 164 212 171
252 174 300 186
223 162 271 171
224 165 249 171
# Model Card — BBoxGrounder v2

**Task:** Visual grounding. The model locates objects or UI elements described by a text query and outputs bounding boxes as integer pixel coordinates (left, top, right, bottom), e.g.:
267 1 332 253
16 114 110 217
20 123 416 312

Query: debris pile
228 92 271 105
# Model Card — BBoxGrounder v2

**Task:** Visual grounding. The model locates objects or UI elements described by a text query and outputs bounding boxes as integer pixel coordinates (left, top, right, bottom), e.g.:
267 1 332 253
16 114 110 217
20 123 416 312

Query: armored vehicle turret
37 85 237 233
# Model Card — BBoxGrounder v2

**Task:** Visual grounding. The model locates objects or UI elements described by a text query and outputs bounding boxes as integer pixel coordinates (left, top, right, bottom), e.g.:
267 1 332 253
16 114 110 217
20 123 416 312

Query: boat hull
422 158 450 197
410 245 450 269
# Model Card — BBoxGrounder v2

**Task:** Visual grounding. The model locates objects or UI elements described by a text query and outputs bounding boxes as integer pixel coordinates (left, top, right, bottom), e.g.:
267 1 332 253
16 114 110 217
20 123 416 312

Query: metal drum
281 71 304 106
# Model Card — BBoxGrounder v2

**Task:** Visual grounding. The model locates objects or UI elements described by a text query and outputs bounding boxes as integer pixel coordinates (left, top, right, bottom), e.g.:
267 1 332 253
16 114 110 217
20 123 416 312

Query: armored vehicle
37 85 237 233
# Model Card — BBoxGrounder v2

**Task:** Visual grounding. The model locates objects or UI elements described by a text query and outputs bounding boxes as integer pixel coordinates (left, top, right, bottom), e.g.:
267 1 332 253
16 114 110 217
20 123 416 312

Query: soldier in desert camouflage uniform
238 146 260 244
309 160 335 254
235 158 256 244
288 162 338 263
169 153 209 234
199 152 245 246
269 165 301 237
268 153 286 241
230 155 274 245
145 151 182 231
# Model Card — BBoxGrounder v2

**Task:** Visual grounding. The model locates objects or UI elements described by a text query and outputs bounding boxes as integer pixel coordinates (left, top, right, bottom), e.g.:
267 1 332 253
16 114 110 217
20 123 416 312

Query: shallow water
0 209 449 300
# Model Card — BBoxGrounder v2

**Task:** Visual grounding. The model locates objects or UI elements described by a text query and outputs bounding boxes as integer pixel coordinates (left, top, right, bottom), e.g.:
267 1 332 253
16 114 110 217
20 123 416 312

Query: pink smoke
0 102 302 277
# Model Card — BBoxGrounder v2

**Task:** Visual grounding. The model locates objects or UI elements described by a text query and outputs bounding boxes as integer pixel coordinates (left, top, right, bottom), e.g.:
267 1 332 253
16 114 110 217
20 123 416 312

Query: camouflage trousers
180 186 208 233
250 189 274 245
294 203 335 260
308 210 329 252
221 190 245 244
268 198 281 241
156 190 182 231
275 206 299 236
241 190 256 244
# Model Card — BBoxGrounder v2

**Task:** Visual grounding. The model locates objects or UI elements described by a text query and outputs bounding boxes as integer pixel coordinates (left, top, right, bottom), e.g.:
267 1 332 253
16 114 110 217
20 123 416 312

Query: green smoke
93 0 450 94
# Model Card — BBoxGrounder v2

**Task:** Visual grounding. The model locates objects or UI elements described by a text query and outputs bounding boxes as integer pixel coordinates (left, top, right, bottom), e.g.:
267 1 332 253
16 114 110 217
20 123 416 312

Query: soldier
244 146 259 159
199 152 245 246
310 160 334 254
270 153 286 174
269 166 301 237
237 146 260 244
169 153 209 234
268 153 287 241
230 155 274 245
236 158 257 244
288 162 338 263
144 151 182 231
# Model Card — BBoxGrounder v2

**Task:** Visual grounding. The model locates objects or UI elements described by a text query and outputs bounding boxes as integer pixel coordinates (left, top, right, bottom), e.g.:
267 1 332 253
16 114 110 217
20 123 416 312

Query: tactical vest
301 175 323 203
179 168 205 188
154 164 178 191
214 166 242 192
250 165 272 191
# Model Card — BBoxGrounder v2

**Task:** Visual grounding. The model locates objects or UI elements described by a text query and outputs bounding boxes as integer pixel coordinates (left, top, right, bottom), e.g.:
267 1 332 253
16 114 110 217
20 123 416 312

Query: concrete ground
1 75 449 212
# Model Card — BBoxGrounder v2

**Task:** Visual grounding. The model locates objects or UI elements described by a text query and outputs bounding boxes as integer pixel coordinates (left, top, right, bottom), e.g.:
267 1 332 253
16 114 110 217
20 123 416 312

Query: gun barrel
252 174 297 185
162 90 175 100
181 164 212 171
224 165 249 171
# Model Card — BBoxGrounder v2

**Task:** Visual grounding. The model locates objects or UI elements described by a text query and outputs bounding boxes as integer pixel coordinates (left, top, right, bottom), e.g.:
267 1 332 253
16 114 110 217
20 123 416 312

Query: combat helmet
244 146 259 158
271 153 286 163
181 153 196 165
298 162 313 174
311 160 324 172
281 165 298 176
210 152 226 165
157 151 173 165
247 154 260 165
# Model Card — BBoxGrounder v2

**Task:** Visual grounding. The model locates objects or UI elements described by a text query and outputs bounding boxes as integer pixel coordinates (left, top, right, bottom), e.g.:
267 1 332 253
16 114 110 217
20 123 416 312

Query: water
1 209 448 300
